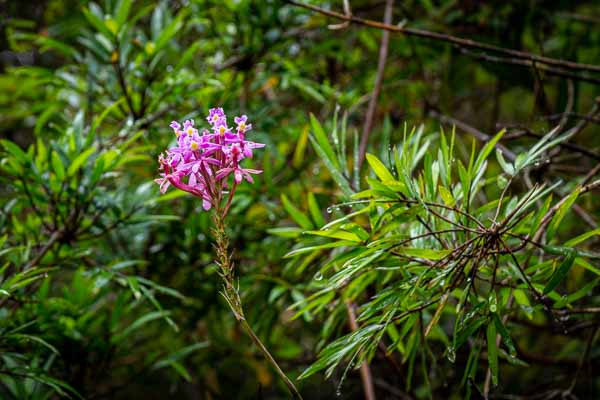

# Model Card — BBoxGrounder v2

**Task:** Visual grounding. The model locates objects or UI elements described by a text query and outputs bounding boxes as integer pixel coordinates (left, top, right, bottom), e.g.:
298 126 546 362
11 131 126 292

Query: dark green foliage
1 0 599 399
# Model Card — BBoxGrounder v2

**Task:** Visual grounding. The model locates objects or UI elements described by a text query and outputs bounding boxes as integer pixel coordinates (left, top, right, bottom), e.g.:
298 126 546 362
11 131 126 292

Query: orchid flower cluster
154 109 302 399
155 108 264 212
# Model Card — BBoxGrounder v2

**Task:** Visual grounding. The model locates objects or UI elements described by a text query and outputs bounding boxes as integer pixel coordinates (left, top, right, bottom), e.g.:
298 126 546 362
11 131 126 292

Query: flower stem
212 214 303 400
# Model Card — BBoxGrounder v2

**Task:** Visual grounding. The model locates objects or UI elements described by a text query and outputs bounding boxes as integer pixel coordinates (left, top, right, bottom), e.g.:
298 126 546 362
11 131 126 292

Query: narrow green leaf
67 146 96 176
310 114 338 167
112 310 171 343
547 188 580 240
366 153 395 182
309 135 353 197
115 0 133 26
438 185 455 206
492 314 516 357
51 151 65 180
397 247 452 260
284 241 356 258
266 227 304 238
495 148 514 176
293 125 309 168
565 228 600 247
281 194 313 230
307 192 325 227
543 251 576 294
486 322 499 386
305 229 361 242
475 129 505 174
1 140 29 164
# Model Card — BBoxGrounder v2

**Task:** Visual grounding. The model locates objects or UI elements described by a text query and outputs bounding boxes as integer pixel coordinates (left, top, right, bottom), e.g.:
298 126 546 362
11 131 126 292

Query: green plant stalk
212 214 304 400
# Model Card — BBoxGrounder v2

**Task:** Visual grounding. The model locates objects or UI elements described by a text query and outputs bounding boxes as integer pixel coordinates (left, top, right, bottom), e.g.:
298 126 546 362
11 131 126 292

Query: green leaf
165 360 191 381
115 0 133 26
575 257 600 276
1 140 29 164
51 151 65 180
292 78 326 104
305 229 361 242
553 278 599 308
8 333 59 355
547 187 580 240
565 228 600 247
112 310 171 343
396 248 452 260
492 314 516 357
67 146 96 176
281 194 313 230
293 125 309 168
309 135 353 197
495 148 514 176
82 6 114 39
310 114 338 167
307 192 325 227
284 241 356 258
366 153 395 182
543 251 576 294
266 227 304 238
155 12 185 52
486 321 499 386
438 185 455 206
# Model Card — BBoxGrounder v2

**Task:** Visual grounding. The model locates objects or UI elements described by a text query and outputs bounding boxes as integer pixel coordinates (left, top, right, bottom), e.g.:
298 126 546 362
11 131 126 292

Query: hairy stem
212 214 303 400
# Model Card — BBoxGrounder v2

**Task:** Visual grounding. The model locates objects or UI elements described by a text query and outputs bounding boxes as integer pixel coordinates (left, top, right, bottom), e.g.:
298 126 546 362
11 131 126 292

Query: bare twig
358 0 393 170
428 110 517 161
284 0 600 74
458 47 600 85
346 301 377 400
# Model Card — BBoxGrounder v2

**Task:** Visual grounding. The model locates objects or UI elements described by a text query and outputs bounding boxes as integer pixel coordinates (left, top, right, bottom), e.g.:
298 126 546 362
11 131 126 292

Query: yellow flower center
186 127 194 136
190 141 199 150
175 130 181 137
219 126 225 135
213 114 219 122
239 122 246 131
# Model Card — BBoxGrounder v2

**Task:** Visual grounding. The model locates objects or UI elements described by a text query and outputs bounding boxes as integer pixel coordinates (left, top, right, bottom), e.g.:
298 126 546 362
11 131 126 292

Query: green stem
212 214 303 400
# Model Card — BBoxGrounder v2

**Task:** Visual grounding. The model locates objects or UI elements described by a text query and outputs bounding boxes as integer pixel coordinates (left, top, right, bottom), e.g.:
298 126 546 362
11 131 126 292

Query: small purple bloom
207 108 226 125
156 109 265 213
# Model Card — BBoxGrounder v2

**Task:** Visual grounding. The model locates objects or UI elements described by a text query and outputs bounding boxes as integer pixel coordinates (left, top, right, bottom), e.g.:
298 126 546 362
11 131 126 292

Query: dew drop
313 271 323 281
327 207 333 214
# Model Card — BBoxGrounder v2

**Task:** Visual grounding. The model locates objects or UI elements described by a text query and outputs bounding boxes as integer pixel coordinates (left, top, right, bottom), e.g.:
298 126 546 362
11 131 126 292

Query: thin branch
358 0 393 170
346 301 377 400
112 58 138 120
284 0 600 74
458 47 600 85
428 110 517 161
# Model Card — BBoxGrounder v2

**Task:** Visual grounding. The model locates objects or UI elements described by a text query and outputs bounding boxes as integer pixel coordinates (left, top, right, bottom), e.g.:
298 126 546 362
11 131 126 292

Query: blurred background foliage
0 0 598 399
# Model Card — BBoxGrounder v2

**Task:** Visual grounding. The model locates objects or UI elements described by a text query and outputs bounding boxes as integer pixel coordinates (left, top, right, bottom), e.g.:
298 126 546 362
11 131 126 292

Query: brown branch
501 128 600 161
112 58 138 120
428 110 517 161
545 112 600 125
358 0 393 170
345 301 376 400
284 0 600 74
458 47 600 86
